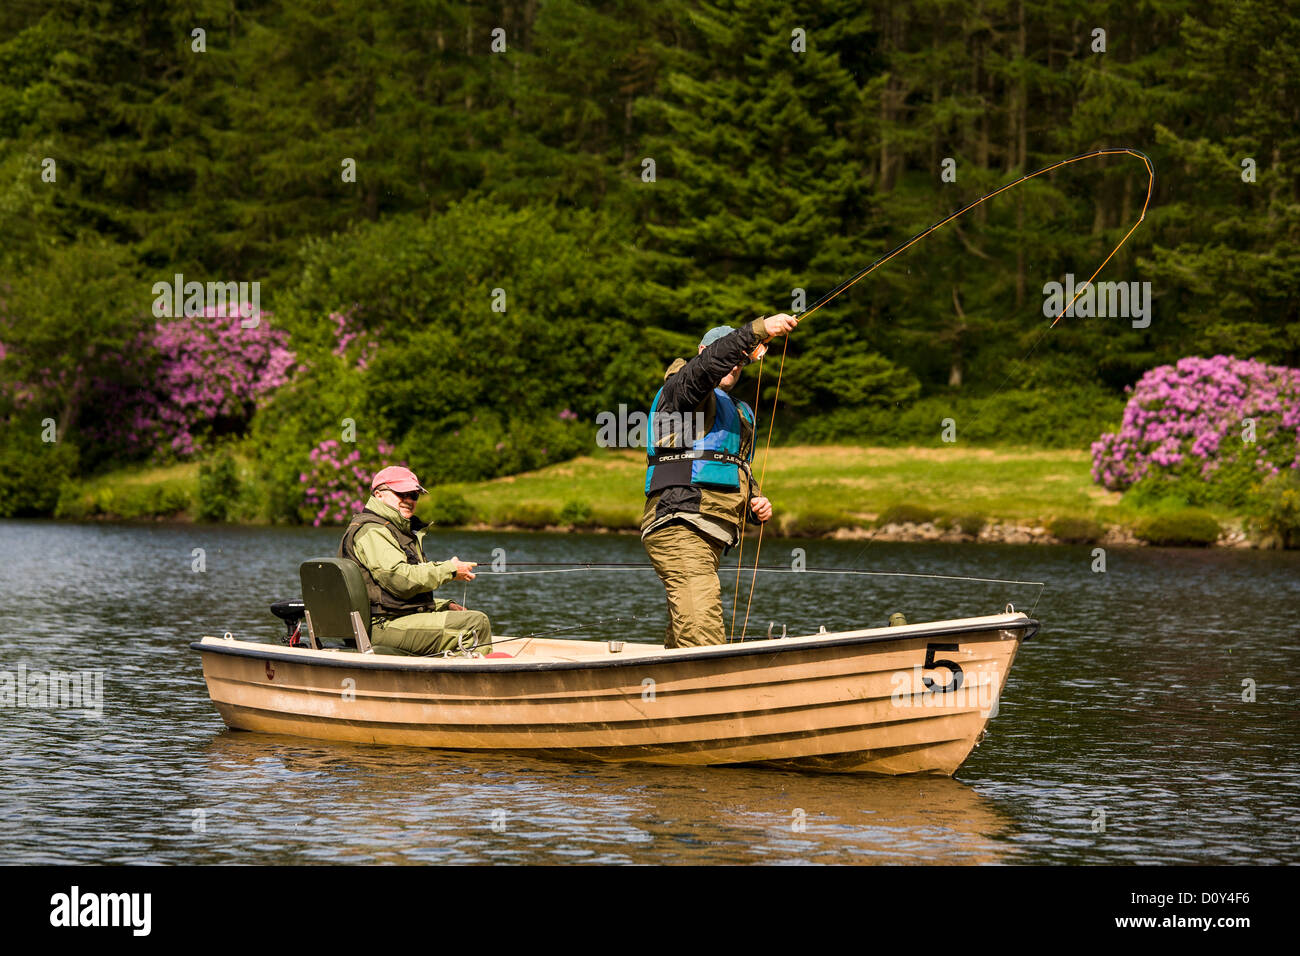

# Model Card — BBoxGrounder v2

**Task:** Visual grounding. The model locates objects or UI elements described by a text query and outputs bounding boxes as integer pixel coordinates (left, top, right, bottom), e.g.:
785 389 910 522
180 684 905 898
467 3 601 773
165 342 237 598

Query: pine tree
1139 0 1300 366
636 0 876 328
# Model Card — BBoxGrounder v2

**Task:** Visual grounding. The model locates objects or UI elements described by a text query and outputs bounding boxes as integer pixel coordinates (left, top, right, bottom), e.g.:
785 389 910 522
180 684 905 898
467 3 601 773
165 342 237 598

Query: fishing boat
192 559 1038 775
189 148 1165 777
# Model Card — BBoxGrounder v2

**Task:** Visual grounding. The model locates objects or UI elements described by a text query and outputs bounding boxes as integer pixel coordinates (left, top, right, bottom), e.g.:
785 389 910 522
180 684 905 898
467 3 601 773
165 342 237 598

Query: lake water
1 520 1297 864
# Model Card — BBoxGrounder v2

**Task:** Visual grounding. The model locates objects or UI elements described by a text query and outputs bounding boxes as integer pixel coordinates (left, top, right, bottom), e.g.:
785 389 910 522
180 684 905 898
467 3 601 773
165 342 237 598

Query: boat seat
299 558 379 653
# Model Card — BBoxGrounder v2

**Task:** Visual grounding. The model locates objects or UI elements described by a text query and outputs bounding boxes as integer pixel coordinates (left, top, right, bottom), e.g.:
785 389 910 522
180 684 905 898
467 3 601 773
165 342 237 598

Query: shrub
500 503 558 528
0 420 79 517
589 506 641 530
227 479 264 522
946 512 987 537
781 509 854 537
560 498 594 527
300 438 397 526
89 307 295 460
1135 509 1221 547
1048 515 1105 544
425 489 476 527
290 200 650 454
54 483 94 520
197 453 240 522
56 475 192 521
876 503 937 526
156 484 193 516
1123 457 1264 510
785 386 1123 448
90 483 191 520
1250 473 1300 549
118 486 153 519
1092 355 1300 493
405 411 589 487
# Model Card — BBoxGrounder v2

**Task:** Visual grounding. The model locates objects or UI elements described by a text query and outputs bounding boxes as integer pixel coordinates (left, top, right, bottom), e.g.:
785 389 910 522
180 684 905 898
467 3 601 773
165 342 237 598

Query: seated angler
338 466 492 656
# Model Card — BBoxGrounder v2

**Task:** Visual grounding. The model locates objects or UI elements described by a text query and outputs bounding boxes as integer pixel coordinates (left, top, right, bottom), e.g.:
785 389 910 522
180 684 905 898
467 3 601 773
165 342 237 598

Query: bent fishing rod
731 147 1153 639
778 146 1154 330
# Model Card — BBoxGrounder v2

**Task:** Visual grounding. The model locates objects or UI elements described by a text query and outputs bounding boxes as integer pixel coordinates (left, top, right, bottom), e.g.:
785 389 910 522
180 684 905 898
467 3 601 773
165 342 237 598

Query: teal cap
699 325 733 348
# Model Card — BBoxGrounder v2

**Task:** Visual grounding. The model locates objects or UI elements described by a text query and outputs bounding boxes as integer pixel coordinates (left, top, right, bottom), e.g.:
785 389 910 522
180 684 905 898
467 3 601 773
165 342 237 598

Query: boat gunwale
190 614 1039 674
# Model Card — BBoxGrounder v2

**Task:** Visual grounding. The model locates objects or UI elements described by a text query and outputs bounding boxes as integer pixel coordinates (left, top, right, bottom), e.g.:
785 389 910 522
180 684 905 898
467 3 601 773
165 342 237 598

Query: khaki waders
643 521 727 648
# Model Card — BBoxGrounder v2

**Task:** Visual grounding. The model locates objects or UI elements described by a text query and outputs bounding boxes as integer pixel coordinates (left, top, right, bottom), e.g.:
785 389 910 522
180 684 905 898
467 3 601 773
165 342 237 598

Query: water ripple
2 521 1297 864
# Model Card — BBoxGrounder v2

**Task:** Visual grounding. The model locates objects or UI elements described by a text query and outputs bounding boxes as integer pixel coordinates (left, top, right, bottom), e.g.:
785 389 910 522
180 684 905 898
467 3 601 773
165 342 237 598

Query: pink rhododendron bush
301 438 398 526
1091 355 1300 495
151 308 294 456
95 306 295 458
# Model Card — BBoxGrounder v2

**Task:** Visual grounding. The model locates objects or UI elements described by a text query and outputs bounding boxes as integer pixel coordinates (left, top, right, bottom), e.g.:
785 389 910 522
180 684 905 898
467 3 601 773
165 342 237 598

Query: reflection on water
188 733 1013 865
1 520 1297 864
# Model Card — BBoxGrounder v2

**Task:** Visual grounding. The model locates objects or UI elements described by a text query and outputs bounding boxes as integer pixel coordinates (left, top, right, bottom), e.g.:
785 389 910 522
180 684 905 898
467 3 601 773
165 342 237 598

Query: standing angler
642 313 800 647
339 466 491 656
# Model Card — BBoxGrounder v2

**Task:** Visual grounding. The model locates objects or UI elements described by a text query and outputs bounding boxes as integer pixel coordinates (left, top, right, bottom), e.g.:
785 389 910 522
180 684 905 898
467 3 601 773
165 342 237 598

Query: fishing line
470 563 1043 641
798 147 1153 326
729 349 764 641
735 147 1153 637
476 566 653 576
736 334 788 641
464 565 1042 646
472 561 1043 590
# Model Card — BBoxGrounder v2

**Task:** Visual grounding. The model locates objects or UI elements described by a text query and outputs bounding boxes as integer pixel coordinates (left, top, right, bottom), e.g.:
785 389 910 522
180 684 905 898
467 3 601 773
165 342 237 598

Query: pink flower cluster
302 438 398 526
1091 355 1300 491
153 307 295 455
92 306 295 458
330 307 377 371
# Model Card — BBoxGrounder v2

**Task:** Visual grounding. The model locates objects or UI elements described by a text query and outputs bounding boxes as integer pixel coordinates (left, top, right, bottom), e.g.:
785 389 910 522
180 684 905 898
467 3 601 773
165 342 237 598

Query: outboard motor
270 600 307 646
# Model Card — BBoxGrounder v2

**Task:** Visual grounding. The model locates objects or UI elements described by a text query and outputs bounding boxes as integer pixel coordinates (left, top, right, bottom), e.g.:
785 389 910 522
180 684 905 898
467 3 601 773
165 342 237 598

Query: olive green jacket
348 496 459 611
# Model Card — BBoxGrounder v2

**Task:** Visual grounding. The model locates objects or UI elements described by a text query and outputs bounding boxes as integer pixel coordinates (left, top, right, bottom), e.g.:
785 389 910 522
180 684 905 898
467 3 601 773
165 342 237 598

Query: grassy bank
46 445 1261 546
428 446 1248 544
53 457 256 522
427 447 1118 530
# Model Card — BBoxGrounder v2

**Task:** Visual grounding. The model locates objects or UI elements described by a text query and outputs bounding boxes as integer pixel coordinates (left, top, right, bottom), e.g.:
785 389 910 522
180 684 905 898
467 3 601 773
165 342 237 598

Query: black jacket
642 317 768 533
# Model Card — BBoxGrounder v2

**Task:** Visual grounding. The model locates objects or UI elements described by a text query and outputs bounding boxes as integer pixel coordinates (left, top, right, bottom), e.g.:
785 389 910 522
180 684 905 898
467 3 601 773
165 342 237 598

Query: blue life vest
645 387 754 495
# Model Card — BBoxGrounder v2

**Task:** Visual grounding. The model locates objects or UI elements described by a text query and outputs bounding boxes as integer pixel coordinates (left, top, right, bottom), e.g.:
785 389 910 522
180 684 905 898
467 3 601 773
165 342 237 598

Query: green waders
370 609 493 656
643 521 726 648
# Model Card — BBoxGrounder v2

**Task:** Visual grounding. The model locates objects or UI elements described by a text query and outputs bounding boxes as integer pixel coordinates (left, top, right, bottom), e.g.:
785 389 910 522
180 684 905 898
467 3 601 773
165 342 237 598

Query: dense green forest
1 0 1297 523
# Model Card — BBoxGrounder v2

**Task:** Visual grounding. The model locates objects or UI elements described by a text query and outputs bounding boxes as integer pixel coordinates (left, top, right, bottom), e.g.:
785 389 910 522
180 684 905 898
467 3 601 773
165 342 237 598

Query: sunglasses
379 487 420 502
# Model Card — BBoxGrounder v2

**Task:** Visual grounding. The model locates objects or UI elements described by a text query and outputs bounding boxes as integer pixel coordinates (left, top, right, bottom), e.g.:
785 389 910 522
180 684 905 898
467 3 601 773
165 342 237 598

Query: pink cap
371 465 427 495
